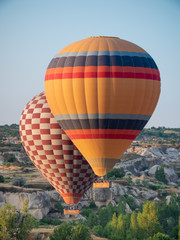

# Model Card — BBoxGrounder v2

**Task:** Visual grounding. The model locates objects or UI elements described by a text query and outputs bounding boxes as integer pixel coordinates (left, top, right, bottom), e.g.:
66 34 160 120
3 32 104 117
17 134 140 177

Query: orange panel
64 209 79 215
93 182 110 188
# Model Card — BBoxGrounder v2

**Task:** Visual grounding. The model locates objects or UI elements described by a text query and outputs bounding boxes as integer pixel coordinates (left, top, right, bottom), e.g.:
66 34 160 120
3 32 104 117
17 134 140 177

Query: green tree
137 201 162 239
117 214 126 240
155 165 167 184
92 225 104 237
178 216 180 240
54 202 64 214
50 223 92 240
87 212 98 228
72 225 92 240
50 223 72 240
117 197 126 215
158 194 180 238
147 232 171 240
98 207 112 227
112 213 117 230
0 201 35 240
129 211 139 239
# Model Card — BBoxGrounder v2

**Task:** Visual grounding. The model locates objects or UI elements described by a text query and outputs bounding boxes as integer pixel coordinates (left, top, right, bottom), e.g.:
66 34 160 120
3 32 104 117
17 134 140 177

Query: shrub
54 202 64 214
0 175 5 183
81 209 93 218
92 225 104 237
155 165 168 184
50 223 92 240
89 201 97 209
7 155 17 163
124 194 138 211
147 232 171 240
106 168 125 179
3 162 10 167
12 177 26 187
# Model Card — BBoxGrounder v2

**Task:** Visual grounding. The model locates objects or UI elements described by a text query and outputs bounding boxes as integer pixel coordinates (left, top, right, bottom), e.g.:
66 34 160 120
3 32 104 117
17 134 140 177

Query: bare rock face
0 190 58 220
148 165 160 175
166 148 179 158
125 203 132 213
164 167 178 182
92 188 112 207
111 182 127 196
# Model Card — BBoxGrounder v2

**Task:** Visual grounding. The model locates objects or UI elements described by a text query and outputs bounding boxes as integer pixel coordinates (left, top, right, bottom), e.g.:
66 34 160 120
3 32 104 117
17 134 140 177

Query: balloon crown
88 36 118 38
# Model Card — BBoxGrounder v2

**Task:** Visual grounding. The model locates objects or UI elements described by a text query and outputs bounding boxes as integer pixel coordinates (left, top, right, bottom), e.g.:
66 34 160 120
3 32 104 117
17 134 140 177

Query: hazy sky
0 0 180 127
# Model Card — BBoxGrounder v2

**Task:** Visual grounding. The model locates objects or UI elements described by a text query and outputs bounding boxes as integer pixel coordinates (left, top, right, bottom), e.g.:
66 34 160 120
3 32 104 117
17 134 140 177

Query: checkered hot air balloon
19 92 96 204
45 36 161 177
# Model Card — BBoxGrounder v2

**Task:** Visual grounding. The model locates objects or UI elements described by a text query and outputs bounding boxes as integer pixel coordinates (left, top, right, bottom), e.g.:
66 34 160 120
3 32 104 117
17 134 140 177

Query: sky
0 0 180 128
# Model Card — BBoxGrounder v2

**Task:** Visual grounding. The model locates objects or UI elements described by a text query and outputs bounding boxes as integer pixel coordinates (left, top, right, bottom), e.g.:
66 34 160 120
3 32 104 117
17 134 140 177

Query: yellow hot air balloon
45 36 161 177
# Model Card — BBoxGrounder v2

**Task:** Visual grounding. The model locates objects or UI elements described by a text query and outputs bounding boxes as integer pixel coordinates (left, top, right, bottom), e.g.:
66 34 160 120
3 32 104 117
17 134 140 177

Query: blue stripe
47 55 158 69
54 51 152 59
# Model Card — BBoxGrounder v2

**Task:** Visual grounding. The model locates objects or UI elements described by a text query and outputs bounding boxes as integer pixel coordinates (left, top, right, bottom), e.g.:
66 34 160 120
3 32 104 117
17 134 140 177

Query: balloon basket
64 209 79 215
93 181 110 188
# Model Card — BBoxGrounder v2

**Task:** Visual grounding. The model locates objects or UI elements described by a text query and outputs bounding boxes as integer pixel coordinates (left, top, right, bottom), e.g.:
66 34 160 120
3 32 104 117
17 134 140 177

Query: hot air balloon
44 36 161 179
19 92 96 214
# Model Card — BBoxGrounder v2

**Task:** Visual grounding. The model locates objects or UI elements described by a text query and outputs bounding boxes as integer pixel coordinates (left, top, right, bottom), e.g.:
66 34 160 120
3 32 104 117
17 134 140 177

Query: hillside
0 125 180 239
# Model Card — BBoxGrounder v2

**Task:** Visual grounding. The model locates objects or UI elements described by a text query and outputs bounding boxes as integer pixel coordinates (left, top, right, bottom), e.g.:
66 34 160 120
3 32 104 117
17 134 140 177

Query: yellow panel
46 78 160 116
72 138 132 158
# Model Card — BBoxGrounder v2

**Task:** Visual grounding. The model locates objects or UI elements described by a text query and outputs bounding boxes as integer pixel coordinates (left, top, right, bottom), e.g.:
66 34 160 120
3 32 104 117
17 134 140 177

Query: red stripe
32 124 40 129
36 145 43 150
42 140 51 145
25 119 32 124
51 134 61 139
50 123 60 129
52 145 62 150
69 133 138 140
40 118 49 123
36 104 43 108
33 135 41 140
63 150 73 155
42 108 51 113
45 71 160 81
44 150 54 155
33 113 40 118
62 139 72 145
64 160 73 164
40 129 50 134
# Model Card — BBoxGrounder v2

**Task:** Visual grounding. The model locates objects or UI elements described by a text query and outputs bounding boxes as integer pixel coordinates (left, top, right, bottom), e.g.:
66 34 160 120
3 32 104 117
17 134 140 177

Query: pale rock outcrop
166 148 179 158
0 190 58 220
148 165 160 175
125 203 132 213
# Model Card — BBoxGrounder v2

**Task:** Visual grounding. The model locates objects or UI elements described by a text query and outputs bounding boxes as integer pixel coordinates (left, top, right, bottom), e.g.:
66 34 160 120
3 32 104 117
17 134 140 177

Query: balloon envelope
19 92 96 204
45 36 161 176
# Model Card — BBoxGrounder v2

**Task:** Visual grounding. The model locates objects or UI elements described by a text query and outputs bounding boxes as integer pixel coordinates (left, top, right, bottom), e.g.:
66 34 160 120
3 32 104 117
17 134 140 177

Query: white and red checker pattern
19 92 97 204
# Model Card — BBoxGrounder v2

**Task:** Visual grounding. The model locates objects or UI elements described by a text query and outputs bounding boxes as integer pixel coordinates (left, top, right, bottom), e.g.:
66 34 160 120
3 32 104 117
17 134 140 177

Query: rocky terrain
0 145 179 220
0 125 180 221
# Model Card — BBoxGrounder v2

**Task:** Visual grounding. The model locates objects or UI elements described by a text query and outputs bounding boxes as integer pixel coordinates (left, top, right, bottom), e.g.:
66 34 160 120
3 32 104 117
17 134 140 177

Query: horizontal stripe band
55 51 151 58
46 66 160 75
65 129 141 135
45 71 160 81
47 55 158 69
67 133 138 140
55 113 151 121
57 119 148 130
